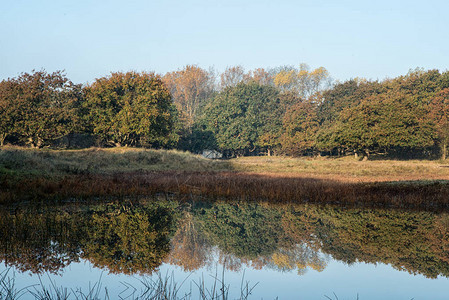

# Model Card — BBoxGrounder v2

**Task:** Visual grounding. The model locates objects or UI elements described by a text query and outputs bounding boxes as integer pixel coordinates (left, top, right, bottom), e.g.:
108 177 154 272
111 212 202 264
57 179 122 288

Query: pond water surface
1 196 449 299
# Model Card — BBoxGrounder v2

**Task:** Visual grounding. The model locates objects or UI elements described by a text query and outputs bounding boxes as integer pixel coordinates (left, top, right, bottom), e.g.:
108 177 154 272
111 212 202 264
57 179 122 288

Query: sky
1 0 448 84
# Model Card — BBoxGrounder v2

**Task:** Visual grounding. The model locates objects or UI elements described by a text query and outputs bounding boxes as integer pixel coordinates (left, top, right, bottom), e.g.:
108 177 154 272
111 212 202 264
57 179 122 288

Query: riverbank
2 147 449 209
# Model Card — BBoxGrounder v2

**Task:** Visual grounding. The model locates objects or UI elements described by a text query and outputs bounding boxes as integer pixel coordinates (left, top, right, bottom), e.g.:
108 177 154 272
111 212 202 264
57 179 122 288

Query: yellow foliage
271 252 291 269
274 70 296 90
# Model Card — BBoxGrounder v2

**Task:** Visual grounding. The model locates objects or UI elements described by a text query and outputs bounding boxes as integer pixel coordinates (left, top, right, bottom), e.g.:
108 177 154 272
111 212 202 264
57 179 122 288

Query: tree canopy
0 70 83 147
84 71 178 147
198 82 283 156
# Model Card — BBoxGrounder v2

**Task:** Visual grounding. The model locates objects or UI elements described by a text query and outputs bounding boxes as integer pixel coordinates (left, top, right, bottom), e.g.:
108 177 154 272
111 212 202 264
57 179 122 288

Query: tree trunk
362 149 370 161
0 134 5 146
28 137 42 148
443 143 447 160
267 149 271 156
354 151 358 159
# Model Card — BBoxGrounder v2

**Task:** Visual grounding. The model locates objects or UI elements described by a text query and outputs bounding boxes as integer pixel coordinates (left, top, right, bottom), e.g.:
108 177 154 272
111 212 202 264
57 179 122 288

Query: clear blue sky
1 0 448 84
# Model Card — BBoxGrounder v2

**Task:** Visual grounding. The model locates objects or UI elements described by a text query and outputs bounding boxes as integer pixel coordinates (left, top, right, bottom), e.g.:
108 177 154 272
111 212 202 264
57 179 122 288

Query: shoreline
2 170 449 211
2 147 449 210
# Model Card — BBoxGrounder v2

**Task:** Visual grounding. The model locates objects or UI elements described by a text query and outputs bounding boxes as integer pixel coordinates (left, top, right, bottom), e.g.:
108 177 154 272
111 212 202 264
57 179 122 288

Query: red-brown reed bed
2 171 449 211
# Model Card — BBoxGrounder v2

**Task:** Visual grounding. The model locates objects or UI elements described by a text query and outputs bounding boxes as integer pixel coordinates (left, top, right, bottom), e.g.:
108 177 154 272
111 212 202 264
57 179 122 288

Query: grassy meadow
2 146 449 209
231 156 449 182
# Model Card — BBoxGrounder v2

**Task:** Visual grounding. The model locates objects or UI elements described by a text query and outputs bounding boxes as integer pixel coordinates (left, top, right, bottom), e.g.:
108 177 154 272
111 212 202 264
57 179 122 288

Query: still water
1 197 449 299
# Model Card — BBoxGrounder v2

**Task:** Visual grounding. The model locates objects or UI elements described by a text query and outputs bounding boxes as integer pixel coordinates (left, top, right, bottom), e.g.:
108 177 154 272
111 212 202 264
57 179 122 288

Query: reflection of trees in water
429 214 449 265
305 207 449 279
0 208 82 274
82 202 178 274
191 201 449 278
165 211 212 271
194 202 287 259
2 199 449 279
215 244 328 275
192 202 328 275
0 200 179 275
269 245 328 275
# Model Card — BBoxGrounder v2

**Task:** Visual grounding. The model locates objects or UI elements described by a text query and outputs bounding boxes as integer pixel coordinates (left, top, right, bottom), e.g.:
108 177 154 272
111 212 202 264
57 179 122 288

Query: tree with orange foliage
220 65 246 89
163 65 215 128
248 68 273 86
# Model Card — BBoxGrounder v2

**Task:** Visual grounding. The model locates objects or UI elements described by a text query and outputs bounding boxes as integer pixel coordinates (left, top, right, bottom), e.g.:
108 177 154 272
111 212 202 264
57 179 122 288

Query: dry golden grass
0 146 230 178
230 156 449 182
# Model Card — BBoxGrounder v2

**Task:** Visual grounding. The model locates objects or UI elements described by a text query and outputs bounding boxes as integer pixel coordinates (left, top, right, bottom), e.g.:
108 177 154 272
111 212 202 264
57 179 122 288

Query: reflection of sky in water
3 255 449 300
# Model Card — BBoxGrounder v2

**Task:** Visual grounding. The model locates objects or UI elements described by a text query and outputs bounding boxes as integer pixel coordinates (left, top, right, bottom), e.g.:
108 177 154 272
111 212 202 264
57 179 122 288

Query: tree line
1 65 448 159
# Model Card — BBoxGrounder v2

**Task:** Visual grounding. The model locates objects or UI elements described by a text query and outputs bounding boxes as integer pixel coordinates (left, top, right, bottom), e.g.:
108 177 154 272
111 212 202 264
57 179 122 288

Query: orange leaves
163 65 214 127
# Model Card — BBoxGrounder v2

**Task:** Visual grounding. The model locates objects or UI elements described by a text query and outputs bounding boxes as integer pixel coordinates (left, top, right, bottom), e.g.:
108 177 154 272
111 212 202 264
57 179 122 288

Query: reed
2 147 449 210
2 170 449 210
0 269 28 300
0 269 256 300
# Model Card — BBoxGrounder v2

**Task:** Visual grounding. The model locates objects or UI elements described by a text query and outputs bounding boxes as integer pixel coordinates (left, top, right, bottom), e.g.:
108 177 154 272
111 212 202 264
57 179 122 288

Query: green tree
316 70 442 158
318 79 381 125
430 88 449 159
0 79 19 146
199 82 283 156
84 71 178 147
0 70 84 147
280 101 319 156
327 91 435 159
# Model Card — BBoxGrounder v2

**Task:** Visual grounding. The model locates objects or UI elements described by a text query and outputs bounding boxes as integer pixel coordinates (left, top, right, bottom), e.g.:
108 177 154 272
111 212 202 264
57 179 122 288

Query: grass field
231 156 449 182
2 146 449 209
0 146 230 178
2 146 449 181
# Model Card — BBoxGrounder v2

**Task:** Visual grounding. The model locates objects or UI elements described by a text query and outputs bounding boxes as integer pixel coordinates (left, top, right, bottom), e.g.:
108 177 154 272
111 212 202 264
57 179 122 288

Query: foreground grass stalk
0 269 258 300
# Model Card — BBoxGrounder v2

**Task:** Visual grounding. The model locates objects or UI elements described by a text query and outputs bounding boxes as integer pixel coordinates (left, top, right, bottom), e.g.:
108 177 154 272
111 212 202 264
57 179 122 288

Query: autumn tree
84 71 178 147
247 68 273 86
220 65 246 89
273 67 297 93
163 65 215 128
0 70 84 147
273 64 331 99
